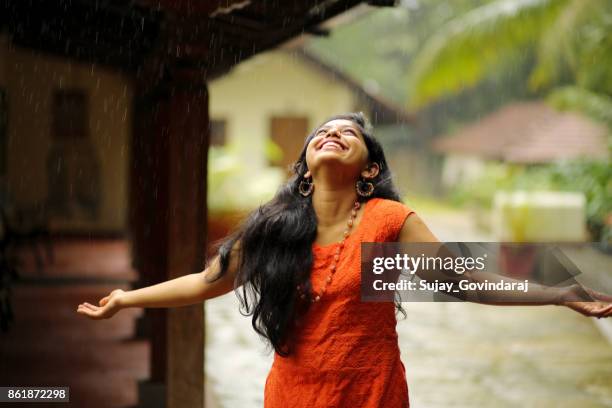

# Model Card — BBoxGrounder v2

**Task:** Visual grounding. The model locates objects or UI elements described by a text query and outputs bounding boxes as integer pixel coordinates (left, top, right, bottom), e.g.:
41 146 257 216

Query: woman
77 112 612 407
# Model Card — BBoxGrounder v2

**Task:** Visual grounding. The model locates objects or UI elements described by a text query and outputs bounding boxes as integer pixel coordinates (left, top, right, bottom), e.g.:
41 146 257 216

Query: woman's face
304 119 371 179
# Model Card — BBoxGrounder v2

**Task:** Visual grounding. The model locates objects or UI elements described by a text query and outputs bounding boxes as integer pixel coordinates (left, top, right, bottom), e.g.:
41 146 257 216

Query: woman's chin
312 154 347 166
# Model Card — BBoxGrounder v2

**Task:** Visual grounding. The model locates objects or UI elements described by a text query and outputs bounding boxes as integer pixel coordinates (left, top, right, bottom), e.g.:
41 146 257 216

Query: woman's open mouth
319 140 347 151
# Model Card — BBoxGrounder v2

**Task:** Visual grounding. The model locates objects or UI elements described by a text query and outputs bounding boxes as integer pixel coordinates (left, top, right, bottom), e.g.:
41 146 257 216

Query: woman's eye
343 129 356 135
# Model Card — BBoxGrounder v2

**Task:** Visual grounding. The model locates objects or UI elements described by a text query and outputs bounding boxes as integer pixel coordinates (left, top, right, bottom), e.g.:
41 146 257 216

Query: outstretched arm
398 213 612 318
76 241 241 320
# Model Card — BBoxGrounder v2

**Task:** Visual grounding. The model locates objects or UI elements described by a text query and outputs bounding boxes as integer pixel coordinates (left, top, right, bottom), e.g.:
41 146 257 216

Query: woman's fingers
586 302 612 318
76 297 121 320
77 289 123 321
598 303 612 317
77 302 107 319
77 304 101 319
82 302 99 311
567 301 612 318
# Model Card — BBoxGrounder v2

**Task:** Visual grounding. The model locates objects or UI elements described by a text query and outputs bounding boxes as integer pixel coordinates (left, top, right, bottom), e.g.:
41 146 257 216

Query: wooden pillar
130 71 209 407
165 79 208 408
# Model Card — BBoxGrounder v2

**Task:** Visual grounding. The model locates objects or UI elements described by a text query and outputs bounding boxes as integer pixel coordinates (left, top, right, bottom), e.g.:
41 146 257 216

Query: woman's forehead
318 119 358 130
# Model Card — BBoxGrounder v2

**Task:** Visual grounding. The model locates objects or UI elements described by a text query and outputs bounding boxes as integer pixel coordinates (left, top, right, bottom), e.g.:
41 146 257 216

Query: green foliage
450 163 526 208
264 138 284 164
407 0 612 112
548 86 612 126
306 1 548 142
403 193 458 213
528 0 592 90
409 0 566 108
307 0 491 104
411 0 612 237
208 143 284 213
547 160 612 238
571 1 612 94
451 159 612 240
307 7 416 104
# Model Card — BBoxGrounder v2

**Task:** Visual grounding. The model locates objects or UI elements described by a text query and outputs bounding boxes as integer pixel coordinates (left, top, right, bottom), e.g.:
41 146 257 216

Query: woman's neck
311 184 359 228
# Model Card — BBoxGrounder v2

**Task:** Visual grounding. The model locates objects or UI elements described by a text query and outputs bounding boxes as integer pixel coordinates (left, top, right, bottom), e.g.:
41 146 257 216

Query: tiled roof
433 102 608 163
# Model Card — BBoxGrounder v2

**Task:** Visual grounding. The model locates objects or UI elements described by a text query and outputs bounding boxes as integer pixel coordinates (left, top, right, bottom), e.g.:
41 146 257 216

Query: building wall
440 154 488 189
209 50 361 173
0 44 365 231
0 36 131 233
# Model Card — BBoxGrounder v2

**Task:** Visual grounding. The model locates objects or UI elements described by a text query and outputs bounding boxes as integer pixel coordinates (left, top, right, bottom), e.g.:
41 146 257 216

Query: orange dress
264 197 415 407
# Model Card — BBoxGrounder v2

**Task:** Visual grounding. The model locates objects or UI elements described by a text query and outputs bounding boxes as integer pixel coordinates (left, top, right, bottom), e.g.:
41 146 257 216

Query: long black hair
211 112 405 356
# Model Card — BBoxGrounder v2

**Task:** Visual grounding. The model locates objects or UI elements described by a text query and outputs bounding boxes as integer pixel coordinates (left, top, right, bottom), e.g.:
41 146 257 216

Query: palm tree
407 0 612 126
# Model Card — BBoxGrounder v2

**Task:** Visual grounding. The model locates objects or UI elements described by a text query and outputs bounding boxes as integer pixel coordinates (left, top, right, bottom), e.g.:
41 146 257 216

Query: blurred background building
207 47 412 212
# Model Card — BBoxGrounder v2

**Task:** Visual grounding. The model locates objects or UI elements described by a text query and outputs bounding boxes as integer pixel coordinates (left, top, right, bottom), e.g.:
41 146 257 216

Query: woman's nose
324 127 341 138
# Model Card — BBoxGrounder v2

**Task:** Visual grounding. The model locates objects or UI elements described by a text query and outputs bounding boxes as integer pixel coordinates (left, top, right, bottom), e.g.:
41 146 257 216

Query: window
210 119 227 146
269 116 308 173
52 89 88 139
47 88 100 220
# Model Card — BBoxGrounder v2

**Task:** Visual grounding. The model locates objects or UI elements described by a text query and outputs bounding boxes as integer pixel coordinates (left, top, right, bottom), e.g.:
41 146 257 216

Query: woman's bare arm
76 241 241 320
398 213 612 317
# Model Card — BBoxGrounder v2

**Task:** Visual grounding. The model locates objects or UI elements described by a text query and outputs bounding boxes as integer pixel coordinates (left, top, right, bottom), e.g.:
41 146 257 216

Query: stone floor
13 238 138 281
3 209 610 408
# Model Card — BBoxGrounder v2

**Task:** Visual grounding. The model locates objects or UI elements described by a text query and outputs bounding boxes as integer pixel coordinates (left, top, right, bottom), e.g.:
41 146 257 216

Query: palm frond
528 0 592 90
547 85 612 126
408 0 568 109
573 1 612 94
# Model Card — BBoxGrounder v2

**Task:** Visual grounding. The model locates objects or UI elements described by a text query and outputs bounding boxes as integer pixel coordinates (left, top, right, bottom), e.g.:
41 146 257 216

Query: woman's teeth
322 142 343 150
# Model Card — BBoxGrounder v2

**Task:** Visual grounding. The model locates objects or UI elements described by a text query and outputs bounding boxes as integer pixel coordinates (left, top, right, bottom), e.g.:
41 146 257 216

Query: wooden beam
136 0 249 15
203 0 364 79
3 0 160 70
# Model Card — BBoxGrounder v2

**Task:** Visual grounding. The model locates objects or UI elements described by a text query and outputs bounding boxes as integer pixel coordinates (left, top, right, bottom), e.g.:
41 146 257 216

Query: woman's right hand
561 285 612 318
76 289 126 320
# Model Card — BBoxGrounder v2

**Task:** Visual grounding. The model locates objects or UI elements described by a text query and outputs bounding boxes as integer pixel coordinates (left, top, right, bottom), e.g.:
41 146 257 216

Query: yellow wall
0 44 365 231
209 50 363 172
0 37 131 233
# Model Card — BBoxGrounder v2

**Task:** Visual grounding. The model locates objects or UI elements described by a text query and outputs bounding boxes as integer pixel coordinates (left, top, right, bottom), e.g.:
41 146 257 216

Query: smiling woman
210 112 419 407
77 112 612 408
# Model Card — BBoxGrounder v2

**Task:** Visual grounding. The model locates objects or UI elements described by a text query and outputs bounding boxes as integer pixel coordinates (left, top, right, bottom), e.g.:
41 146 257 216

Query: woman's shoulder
369 197 414 217
365 198 415 241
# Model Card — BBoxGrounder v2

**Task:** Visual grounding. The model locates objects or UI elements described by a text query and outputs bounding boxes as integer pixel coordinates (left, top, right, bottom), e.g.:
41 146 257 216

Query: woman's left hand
562 285 612 318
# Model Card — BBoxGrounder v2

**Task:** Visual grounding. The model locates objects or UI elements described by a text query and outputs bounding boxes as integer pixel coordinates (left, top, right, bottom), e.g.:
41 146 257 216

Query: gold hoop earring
299 177 314 197
356 178 374 197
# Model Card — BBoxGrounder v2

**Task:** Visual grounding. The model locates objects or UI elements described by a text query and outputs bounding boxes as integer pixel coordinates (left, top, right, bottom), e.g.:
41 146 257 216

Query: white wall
209 50 359 173
441 154 487 188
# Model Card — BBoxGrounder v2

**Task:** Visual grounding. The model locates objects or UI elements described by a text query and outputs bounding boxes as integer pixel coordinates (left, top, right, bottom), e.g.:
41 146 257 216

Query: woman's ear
361 162 380 179
304 170 311 178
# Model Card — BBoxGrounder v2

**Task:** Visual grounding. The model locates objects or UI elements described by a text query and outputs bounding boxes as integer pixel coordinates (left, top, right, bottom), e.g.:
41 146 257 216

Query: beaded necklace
297 201 362 303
